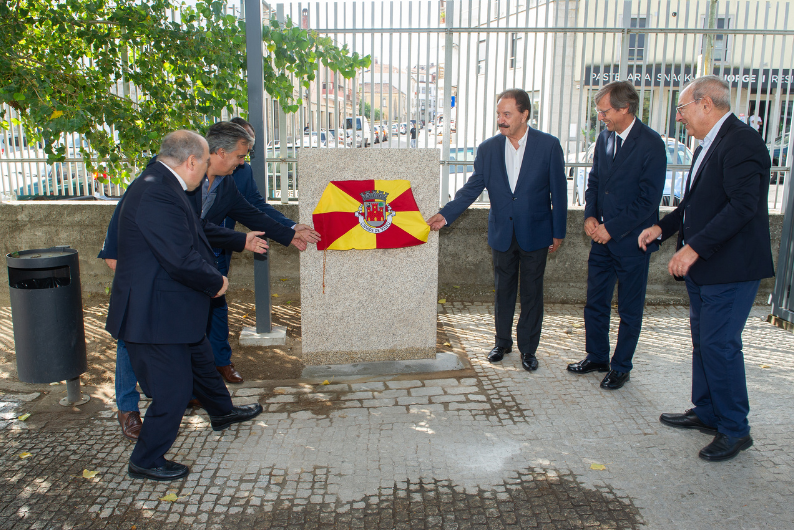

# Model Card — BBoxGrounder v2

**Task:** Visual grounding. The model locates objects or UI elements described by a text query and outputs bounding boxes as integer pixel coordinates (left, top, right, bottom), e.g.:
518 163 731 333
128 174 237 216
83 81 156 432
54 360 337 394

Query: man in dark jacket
639 76 774 462
106 130 265 480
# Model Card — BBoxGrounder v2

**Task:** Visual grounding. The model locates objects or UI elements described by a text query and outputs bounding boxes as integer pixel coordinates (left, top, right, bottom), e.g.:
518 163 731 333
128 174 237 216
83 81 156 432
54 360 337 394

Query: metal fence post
441 1 455 206
245 0 273 334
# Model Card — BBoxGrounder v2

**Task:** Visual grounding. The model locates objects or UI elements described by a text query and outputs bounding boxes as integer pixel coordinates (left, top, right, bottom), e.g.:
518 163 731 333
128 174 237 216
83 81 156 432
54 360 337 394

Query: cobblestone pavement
1 304 792 530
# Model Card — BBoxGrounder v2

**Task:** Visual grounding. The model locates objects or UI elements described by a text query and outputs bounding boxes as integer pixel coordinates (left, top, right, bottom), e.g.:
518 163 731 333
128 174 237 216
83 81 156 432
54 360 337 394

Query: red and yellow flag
312 179 430 251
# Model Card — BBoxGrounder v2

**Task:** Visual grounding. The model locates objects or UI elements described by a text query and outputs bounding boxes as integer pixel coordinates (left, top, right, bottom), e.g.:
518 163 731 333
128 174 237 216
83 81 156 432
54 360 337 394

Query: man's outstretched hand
245 231 269 254
426 213 446 231
294 225 321 245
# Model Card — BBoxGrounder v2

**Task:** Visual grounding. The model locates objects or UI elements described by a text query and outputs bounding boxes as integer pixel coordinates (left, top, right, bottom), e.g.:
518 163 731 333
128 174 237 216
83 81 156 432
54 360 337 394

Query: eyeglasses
596 107 613 117
675 98 702 113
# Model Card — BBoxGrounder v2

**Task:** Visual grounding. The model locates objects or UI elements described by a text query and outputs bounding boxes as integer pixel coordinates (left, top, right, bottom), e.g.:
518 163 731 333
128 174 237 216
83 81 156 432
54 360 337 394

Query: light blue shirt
688 111 732 188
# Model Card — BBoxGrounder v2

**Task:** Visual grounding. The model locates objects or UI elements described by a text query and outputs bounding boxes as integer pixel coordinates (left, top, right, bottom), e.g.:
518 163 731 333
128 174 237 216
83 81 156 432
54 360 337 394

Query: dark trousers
492 235 548 355
206 253 232 367
583 243 651 372
125 338 233 468
685 277 759 438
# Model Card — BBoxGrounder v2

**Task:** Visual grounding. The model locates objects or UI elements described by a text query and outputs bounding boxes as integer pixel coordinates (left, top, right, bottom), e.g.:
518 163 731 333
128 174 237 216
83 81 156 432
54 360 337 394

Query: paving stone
0 304 790 530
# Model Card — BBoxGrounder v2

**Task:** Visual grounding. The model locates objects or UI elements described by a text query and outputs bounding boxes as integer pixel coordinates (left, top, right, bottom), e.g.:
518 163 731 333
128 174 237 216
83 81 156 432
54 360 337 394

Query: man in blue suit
196 121 319 383
427 89 567 371
639 76 774 462
106 131 265 481
567 81 666 390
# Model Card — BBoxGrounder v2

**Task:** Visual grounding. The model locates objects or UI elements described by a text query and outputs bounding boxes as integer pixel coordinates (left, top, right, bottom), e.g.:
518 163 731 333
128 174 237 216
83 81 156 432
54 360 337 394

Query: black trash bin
6 246 87 384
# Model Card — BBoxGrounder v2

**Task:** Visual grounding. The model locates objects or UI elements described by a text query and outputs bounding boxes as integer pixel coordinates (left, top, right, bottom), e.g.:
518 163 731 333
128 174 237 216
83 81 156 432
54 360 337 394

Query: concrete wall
0 202 783 305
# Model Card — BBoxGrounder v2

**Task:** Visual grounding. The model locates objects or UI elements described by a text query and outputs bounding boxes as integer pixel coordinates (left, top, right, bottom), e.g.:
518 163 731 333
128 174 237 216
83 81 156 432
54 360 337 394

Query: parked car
769 132 788 184
345 116 371 147
443 146 487 202
372 125 388 144
400 123 408 135
574 136 692 207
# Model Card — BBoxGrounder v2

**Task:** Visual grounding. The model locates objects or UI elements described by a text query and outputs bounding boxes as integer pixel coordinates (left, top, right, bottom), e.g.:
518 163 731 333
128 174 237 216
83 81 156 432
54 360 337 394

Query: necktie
614 134 622 159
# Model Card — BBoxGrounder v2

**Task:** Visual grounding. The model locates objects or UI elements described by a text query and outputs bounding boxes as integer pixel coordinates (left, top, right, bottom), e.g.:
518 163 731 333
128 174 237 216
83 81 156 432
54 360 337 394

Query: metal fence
3 0 794 213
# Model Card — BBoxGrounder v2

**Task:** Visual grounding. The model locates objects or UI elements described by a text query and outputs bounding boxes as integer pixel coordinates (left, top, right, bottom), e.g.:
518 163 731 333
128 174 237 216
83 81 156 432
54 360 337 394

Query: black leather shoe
209 403 263 431
600 370 630 390
521 353 539 371
567 359 609 374
487 346 511 363
699 433 753 462
128 460 189 481
659 409 718 434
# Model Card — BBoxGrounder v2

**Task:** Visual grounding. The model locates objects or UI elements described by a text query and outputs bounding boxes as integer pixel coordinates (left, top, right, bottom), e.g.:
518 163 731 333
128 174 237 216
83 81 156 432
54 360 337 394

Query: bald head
157 130 210 191
158 130 208 166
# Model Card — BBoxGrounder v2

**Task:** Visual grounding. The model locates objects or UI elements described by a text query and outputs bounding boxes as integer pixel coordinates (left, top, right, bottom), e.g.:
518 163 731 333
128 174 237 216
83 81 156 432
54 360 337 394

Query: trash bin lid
7 247 78 269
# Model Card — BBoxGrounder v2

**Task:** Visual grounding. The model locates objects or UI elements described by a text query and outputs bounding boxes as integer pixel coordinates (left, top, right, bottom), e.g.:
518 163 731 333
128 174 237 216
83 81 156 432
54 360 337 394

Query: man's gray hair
682 75 731 110
594 81 639 115
206 121 254 154
158 130 207 165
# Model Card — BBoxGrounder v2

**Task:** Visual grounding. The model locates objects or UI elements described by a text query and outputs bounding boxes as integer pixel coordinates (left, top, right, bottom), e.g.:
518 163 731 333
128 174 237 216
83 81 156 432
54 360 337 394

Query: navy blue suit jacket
658 113 774 285
438 129 568 252
105 163 224 344
584 120 667 256
186 168 295 248
223 162 294 231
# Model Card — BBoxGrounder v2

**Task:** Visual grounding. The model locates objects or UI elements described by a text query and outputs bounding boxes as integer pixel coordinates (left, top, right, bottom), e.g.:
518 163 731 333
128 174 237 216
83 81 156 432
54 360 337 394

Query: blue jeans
685 277 760 438
206 252 233 367
115 339 140 412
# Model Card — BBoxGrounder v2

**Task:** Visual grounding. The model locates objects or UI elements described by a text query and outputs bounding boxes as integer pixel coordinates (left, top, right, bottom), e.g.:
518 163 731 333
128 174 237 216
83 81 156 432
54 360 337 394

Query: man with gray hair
106 130 266 480
195 121 320 383
639 75 774 462
567 80 666 390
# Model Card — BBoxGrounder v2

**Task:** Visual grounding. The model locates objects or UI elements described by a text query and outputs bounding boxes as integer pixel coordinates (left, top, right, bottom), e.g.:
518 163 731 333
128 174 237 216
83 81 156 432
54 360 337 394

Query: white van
344 116 371 147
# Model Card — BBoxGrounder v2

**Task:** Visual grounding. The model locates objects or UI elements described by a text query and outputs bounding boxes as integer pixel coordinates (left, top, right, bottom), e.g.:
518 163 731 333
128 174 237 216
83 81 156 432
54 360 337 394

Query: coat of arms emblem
355 190 395 233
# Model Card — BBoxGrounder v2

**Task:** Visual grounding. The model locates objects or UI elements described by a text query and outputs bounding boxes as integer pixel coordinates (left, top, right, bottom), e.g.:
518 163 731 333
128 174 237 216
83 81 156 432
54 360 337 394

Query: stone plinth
299 149 440 366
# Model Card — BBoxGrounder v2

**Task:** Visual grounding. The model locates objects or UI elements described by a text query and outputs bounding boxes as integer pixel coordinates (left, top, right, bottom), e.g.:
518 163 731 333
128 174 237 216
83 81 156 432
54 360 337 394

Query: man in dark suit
196 121 319 383
638 76 774 462
427 89 567 371
106 130 265 481
567 81 667 390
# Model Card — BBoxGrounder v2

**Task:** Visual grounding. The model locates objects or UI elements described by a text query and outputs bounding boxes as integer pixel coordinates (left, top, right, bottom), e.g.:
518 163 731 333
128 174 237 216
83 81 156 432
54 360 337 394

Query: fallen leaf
272 294 279 298
572 323 583 328
280 278 288 281
286 301 292 305
321 380 330 385
444 342 451 346
453 285 460 289
438 298 446 304
159 493 179 502
760 364 771 369
590 463 606 471
49 381 61 386
19 452 32 459
17 413 30 421
273 389 286 394
82 469 99 479
242 313 249 319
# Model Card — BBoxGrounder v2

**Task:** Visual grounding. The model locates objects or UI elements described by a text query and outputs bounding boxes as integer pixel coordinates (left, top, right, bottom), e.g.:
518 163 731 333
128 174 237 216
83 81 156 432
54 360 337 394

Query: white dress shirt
505 126 529 193
614 117 636 156
159 161 188 191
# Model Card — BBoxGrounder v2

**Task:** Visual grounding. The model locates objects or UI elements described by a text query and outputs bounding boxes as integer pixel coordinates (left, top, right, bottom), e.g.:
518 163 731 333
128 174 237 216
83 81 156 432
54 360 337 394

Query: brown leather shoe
187 399 202 409
216 363 243 383
118 410 142 441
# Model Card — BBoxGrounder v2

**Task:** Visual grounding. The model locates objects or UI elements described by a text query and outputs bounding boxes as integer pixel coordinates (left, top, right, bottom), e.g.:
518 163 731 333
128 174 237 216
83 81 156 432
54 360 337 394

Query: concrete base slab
239 325 287 346
301 351 465 379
